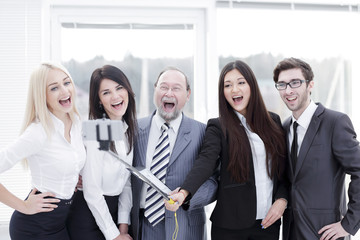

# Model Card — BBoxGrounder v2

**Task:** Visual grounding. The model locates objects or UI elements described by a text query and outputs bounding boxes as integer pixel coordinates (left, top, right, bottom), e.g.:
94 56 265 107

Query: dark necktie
291 121 299 173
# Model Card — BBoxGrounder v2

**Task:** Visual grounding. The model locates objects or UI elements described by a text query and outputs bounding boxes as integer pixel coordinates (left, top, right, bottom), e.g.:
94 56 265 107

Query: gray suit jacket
282 103 360 240
130 112 218 240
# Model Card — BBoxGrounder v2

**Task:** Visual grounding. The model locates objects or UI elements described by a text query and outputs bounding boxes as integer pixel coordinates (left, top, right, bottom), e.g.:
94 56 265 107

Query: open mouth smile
163 102 175 111
111 101 124 110
59 96 71 107
286 96 297 102
233 96 243 103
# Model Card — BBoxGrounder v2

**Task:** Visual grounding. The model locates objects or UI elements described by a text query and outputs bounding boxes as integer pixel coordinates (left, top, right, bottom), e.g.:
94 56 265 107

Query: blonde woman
0 63 86 240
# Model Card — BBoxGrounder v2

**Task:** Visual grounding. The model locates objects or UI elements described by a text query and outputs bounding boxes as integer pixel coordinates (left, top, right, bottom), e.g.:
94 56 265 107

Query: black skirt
66 190 119 240
9 194 73 240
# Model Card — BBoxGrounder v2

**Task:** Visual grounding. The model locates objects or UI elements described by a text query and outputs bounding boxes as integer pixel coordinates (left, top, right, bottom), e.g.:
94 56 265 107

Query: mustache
162 96 176 103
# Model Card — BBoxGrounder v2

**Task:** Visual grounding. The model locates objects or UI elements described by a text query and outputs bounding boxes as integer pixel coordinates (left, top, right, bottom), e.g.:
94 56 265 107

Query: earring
99 103 103 111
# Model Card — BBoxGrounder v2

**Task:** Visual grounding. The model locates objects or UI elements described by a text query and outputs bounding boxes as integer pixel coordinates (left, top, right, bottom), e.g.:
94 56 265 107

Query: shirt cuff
117 210 131 225
103 225 120 240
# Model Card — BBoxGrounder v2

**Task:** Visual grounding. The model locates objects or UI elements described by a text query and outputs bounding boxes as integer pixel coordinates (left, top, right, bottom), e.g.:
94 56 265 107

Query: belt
35 191 73 206
56 198 73 206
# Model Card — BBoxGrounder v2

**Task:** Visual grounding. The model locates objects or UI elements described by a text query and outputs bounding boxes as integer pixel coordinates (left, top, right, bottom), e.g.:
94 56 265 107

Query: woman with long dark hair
167 60 288 240
67 65 136 240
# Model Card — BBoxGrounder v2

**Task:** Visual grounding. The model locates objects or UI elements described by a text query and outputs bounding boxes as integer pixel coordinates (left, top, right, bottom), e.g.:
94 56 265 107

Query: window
217 5 360 239
216 5 360 123
50 4 213 122
60 25 195 120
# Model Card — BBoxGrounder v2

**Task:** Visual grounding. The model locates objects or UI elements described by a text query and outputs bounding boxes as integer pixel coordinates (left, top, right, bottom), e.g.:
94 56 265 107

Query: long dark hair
88 65 137 154
218 60 286 182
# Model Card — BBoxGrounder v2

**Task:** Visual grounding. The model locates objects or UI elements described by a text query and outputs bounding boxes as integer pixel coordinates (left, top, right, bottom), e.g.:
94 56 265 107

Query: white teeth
60 96 70 101
112 101 123 106
287 97 296 101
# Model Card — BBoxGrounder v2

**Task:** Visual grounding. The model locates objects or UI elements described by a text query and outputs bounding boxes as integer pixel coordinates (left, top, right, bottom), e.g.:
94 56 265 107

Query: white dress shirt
235 112 273 220
0 113 86 199
82 120 133 240
139 111 182 208
290 100 318 155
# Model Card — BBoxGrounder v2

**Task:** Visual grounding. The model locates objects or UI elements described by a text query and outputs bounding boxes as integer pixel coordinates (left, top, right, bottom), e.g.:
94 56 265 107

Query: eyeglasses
158 85 183 93
275 79 309 90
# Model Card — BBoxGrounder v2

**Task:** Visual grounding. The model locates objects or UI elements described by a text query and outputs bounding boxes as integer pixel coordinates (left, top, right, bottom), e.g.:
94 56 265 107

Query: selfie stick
94 121 174 204
92 118 177 239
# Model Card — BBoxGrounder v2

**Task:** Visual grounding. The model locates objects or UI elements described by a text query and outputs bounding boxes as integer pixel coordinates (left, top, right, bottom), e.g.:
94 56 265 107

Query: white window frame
47 0 219 123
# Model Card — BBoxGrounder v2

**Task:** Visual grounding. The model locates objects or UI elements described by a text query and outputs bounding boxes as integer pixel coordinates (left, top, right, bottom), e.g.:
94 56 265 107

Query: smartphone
82 119 123 141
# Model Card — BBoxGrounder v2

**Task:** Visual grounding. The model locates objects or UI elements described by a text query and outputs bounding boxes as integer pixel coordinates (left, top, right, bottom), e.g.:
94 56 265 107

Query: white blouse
235 112 273 220
0 113 86 199
82 120 133 240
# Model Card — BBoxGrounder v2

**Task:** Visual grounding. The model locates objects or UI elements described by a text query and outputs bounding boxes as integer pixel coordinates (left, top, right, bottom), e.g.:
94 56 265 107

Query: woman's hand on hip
22 188 60 214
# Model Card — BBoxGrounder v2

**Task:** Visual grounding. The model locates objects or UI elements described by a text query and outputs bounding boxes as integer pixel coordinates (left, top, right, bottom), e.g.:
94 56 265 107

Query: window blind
0 0 41 223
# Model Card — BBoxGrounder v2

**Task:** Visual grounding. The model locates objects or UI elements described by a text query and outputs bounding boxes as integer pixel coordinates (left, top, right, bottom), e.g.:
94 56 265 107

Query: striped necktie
144 123 170 226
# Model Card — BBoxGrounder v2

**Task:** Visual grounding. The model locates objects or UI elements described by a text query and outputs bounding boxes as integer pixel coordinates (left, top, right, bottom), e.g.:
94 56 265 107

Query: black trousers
66 190 119 240
212 219 281 240
9 194 73 240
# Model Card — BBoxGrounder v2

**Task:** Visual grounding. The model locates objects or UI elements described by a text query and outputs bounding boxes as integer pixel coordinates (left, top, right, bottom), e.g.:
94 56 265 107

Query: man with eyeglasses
273 57 360 240
130 67 217 240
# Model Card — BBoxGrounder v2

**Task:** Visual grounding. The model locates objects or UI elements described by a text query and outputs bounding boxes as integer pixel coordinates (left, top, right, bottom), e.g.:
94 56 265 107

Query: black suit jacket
282 103 360 240
182 112 288 230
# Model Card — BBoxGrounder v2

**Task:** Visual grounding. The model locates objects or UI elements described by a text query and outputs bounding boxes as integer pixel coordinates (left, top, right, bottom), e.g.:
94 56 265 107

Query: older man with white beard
130 67 218 240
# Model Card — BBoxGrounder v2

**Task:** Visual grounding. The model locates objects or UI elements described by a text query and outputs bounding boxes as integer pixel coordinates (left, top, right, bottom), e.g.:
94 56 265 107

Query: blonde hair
21 62 80 137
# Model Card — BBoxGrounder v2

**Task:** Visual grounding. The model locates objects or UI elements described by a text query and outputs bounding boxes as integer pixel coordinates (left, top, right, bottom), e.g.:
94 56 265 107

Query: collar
122 119 129 133
49 112 80 133
292 100 318 129
234 111 251 131
49 111 65 133
154 111 182 134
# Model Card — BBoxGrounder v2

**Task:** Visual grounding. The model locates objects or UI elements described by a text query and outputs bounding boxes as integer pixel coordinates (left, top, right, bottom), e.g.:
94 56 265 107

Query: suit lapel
135 115 153 167
294 103 325 177
168 114 191 166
